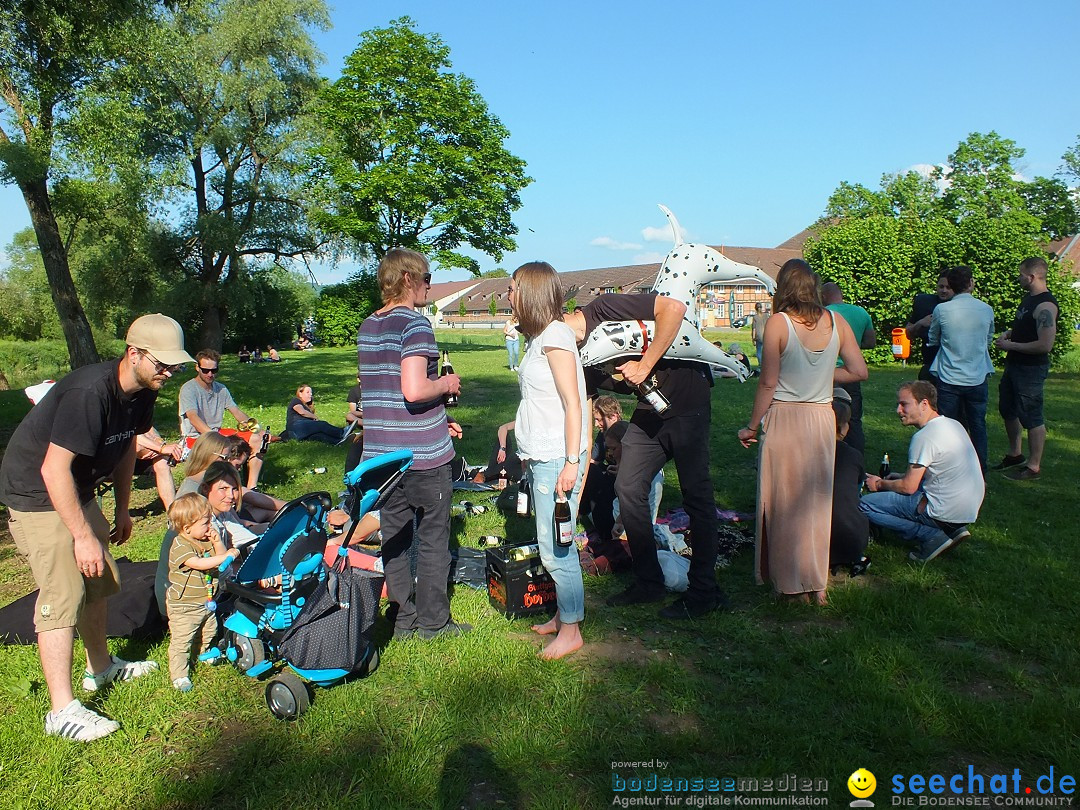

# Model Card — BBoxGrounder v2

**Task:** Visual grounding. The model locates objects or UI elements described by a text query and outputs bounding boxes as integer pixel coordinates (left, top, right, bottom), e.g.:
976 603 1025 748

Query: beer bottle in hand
879 452 890 478
516 473 530 516
441 349 459 407
634 374 670 414
554 492 574 548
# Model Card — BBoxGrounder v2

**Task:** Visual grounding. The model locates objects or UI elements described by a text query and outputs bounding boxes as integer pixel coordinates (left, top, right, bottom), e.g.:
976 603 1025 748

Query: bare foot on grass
531 617 559 635
539 623 582 660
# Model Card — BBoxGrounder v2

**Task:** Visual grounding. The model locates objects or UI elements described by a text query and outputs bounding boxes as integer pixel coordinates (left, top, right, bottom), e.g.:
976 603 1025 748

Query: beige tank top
773 312 839 404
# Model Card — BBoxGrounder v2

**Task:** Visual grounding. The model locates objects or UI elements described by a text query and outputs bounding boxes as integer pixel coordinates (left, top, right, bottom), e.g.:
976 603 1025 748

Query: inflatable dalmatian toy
578 205 777 381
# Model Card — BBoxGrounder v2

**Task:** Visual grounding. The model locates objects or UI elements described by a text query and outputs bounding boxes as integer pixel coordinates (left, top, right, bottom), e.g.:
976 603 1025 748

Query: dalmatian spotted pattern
577 209 775 383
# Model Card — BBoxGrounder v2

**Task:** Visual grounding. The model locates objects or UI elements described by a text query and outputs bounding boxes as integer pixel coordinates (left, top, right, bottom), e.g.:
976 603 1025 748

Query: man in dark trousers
994 257 1058 481
0 314 194 741
563 294 725 619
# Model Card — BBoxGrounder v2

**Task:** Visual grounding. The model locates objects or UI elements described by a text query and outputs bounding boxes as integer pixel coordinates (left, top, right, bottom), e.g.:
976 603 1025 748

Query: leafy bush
314 270 381 346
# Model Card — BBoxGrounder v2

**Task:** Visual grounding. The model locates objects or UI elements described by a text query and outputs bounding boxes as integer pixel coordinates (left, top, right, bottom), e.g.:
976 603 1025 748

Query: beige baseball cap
125 314 195 366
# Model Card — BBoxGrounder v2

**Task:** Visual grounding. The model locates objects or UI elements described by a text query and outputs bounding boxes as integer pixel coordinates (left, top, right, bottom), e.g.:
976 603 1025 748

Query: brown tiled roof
1048 234 1080 275
775 228 817 251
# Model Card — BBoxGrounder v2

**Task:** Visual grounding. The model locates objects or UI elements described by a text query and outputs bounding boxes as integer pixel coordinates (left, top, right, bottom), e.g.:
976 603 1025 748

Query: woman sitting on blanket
178 432 285 526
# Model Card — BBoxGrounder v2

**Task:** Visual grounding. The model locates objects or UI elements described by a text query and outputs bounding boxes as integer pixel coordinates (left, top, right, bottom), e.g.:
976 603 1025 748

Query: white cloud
633 251 667 264
902 163 950 191
591 236 643 251
903 163 940 179
642 221 688 244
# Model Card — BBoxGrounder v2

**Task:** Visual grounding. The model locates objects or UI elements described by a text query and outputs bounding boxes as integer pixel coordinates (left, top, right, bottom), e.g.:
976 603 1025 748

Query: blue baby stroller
214 449 413 719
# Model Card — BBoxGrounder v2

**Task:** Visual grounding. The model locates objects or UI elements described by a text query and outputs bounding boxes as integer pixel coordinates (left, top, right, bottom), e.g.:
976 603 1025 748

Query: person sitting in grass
199 461 262 550
860 380 983 563
578 396 623 555
176 432 282 529
165 493 239 692
286 384 349 445
220 435 286 524
830 392 870 576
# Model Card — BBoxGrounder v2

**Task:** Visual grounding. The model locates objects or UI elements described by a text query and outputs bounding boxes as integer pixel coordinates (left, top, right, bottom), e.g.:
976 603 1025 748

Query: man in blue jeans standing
927 265 995 472
860 381 984 563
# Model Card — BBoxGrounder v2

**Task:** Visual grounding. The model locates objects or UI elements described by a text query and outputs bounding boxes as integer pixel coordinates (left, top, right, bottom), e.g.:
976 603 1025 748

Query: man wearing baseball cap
0 314 194 741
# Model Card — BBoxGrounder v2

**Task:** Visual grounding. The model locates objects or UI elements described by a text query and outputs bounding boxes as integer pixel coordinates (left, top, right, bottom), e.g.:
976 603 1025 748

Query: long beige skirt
755 401 835 594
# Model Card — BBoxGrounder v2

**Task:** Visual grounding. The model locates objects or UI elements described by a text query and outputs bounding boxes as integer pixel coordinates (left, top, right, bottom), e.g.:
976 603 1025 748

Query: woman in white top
503 316 521 371
738 260 867 604
510 262 590 659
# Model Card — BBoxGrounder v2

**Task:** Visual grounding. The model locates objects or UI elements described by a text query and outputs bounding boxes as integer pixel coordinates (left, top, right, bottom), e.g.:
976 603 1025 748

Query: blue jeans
527 454 585 623
289 418 342 444
506 338 520 369
858 490 949 554
935 378 987 471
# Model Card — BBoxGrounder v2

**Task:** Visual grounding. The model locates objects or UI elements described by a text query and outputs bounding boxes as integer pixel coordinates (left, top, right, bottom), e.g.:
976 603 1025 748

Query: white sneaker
44 699 120 741
172 677 193 692
81 655 158 691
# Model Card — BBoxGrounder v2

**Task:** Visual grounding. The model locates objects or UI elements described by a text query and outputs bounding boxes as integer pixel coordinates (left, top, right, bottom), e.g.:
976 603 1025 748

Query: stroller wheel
357 645 380 678
231 633 266 673
265 671 309 720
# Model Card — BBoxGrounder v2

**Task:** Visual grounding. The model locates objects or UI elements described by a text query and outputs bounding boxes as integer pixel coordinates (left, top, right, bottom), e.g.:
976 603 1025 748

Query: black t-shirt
908 293 942 366
0 360 156 511
285 396 306 432
831 440 869 565
347 383 362 408
1007 291 1058 366
580 294 712 419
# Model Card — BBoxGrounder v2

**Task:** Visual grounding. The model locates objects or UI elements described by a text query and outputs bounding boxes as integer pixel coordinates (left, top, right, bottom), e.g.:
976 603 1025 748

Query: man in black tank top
993 257 1058 480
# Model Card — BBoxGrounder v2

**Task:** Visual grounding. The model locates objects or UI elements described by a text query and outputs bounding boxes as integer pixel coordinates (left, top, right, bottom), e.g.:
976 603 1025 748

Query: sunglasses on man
140 350 184 375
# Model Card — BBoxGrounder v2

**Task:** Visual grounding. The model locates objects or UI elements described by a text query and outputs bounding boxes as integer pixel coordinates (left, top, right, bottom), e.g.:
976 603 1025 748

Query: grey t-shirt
178 378 236 437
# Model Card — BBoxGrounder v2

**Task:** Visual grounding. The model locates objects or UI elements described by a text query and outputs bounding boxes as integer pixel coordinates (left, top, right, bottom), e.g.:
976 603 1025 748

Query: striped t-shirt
167 534 215 606
358 307 453 470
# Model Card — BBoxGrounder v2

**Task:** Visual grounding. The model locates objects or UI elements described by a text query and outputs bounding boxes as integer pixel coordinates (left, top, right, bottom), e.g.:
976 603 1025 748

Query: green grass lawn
0 331 1077 809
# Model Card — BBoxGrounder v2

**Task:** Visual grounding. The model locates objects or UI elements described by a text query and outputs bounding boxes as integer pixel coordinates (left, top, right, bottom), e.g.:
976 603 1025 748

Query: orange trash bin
891 327 910 361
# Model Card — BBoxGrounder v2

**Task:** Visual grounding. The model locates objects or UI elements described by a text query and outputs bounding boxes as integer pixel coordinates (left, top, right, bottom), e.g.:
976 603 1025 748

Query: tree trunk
20 177 100 368
0 367 9 390
197 298 226 352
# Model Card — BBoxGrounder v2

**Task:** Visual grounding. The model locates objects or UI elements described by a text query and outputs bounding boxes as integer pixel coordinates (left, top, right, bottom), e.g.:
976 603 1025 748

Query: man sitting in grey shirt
178 349 266 489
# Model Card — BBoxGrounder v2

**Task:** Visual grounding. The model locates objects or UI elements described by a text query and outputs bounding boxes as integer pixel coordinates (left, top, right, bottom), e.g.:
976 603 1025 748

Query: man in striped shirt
358 249 469 641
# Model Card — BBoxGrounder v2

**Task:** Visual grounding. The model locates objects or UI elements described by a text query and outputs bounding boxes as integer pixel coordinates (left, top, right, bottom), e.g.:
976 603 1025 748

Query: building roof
774 228 817 252
1048 234 1080 275
440 231 810 315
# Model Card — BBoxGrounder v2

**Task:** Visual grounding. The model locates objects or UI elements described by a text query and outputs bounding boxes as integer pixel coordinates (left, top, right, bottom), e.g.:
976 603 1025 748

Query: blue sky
2 0 1078 285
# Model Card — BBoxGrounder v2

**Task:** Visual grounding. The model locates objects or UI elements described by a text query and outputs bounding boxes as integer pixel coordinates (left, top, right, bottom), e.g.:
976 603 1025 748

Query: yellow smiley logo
848 768 876 798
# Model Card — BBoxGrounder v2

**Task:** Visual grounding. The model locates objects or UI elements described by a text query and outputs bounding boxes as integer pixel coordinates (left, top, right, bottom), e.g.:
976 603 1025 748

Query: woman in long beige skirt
738 260 867 604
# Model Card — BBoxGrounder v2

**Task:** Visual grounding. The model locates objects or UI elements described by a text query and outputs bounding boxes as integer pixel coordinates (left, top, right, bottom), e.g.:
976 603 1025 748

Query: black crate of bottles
486 541 557 618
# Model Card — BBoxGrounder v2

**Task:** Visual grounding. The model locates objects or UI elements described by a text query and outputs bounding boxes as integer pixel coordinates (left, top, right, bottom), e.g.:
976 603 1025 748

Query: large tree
309 17 531 274
0 0 155 367
130 0 329 350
